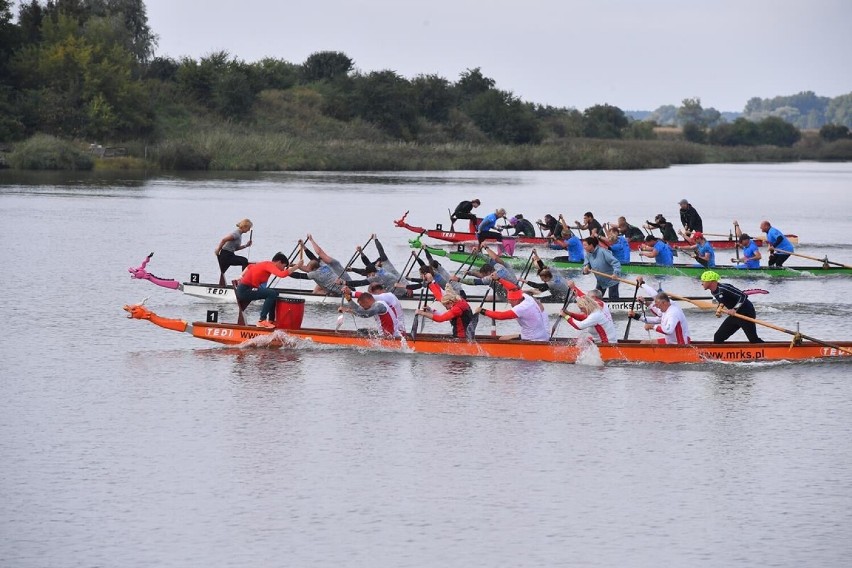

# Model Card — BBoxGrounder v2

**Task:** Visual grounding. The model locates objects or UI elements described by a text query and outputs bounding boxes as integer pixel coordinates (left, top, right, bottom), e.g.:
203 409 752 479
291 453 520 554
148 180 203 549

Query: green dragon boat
413 242 852 280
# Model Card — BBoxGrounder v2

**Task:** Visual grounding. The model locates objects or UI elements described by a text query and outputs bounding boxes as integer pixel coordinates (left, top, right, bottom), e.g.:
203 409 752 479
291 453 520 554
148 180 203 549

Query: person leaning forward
451 198 481 231
700 270 763 343
473 283 550 341
235 252 294 328
415 273 474 339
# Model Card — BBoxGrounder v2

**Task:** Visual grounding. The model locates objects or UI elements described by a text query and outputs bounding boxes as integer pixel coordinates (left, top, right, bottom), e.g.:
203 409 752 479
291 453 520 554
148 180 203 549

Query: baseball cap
507 289 524 301
692 231 704 240
678 199 689 205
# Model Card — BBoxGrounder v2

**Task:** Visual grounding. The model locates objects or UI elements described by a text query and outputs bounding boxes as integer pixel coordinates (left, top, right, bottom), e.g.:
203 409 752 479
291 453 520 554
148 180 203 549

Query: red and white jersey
644 304 690 344
372 300 401 338
511 295 550 341
372 292 406 335
570 309 617 344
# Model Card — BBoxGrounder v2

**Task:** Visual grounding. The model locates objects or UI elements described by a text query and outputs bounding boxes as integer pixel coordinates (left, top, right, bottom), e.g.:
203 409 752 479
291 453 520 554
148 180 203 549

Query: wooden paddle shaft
587 268 715 310
775 249 852 269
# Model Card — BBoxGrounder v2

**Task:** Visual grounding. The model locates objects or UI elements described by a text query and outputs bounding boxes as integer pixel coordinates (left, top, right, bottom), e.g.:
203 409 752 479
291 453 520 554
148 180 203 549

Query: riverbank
3 132 851 172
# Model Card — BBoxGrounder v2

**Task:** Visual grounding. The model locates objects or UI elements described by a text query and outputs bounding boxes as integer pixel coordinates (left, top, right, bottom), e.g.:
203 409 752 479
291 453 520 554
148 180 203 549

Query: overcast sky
143 0 852 112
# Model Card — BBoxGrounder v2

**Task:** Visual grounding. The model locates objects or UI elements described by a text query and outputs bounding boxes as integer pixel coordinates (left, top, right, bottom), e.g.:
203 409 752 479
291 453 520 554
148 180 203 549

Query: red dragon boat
394 212 798 251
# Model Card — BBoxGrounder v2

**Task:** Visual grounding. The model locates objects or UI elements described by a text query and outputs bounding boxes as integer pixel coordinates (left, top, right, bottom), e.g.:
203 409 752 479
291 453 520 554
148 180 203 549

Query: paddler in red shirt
235 252 295 328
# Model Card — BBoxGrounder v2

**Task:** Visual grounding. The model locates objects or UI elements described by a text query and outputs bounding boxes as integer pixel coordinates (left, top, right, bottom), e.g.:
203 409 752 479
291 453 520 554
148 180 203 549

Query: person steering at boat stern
235 252 293 328
474 284 550 341
582 236 622 299
450 198 480 231
700 271 764 343
215 218 253 281
760 220 794 267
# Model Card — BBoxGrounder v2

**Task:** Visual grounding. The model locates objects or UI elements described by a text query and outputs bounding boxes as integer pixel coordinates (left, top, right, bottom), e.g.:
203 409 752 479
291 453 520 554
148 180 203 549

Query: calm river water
2 163 852 567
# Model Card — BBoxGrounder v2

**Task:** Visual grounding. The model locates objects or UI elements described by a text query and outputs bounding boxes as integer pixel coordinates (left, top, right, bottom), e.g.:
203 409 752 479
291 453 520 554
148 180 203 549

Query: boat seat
232 279 251 325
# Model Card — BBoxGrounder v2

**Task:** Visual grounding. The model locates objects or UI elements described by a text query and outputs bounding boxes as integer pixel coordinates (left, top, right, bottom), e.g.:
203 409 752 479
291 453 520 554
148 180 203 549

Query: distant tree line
1 0 850 150
646 92 852 131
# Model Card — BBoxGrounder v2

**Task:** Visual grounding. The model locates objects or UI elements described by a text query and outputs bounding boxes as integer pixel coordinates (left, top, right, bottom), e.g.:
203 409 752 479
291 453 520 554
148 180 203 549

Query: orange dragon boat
123 300 852 365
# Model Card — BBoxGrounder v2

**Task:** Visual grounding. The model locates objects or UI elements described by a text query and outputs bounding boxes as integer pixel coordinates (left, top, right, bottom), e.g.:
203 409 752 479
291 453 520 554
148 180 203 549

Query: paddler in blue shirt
476 208 507 243
760 220 794 267
638 234 674 266
582 236 622 299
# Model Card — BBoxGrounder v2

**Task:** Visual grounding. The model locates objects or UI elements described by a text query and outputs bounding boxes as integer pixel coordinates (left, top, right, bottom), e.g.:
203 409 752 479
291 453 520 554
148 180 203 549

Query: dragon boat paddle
770 250 852 270
338 235 375 306
410 282 427 340
622 280 641 340
587 269 717 310
468 277 496 334
550 288 576 340
664 288 852 356
597 271 852 355
702 231 736 240
491 279 498 337
268 238 304 288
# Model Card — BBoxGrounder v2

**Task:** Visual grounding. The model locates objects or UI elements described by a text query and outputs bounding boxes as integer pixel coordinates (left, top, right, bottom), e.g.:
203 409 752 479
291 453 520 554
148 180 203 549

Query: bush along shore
3 132 851 172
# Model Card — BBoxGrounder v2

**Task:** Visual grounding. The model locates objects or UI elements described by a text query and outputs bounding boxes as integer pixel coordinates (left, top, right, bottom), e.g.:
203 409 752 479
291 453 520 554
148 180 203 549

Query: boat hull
419 246 851 279
181 282 713 312
394 218 796 250
188 323 851 364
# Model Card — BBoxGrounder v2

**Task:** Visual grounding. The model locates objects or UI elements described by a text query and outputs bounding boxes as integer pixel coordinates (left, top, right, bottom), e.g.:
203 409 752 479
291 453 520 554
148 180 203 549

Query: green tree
349 70 418 139
534 105 583 139
648 104 677 126
819 124 851 142
465 89 541 144
708 118 760 146
624 120 656 140
254 57 299 91
412 73 454 123
143 55 178 81
825 93 852 128
677 97 706 127
757 116 800 147
176 51 230 107
582 104 628 139
9 11 153 138
300 51 353 83
682 122 706 143
455 67 495 104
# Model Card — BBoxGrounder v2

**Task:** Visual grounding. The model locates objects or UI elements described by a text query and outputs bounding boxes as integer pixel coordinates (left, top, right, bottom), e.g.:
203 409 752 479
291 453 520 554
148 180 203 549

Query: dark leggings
597 282 620 300
477 230 503 243
452 212 477 223
218 249 249 274
768 252 790 267
236 284 279 321
714 302 763 343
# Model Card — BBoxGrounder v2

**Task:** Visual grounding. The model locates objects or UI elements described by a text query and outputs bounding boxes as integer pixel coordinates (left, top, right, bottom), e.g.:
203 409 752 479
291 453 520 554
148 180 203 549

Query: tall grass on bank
147 135 714 171
9 132 852 171
8 134 94 170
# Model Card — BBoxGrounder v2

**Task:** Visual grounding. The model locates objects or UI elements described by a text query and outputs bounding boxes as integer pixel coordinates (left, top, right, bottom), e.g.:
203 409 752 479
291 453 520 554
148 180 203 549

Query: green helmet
700 270 720 282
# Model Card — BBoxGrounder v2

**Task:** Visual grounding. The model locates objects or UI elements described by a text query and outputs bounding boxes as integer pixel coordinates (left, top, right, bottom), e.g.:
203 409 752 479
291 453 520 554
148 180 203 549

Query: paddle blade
744 288 769 295
410 314 420 340
335 314 344 331
468 313 480 334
